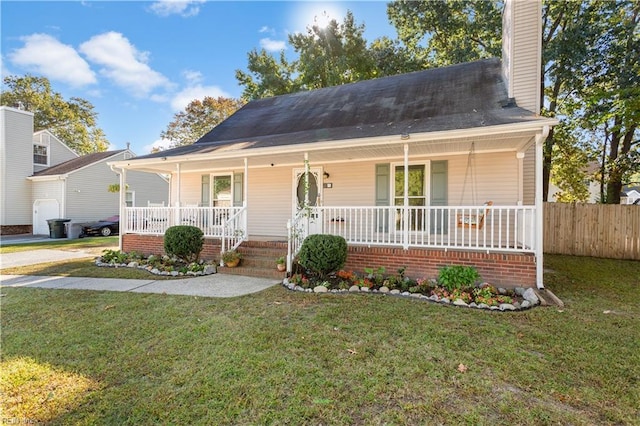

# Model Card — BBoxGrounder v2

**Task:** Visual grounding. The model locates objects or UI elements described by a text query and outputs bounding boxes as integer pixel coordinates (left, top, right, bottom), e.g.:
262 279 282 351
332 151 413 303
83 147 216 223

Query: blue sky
1 1 396 155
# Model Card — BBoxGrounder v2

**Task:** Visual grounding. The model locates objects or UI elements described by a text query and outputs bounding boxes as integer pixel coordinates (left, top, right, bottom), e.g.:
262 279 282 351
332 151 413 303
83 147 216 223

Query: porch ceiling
115 128 539 174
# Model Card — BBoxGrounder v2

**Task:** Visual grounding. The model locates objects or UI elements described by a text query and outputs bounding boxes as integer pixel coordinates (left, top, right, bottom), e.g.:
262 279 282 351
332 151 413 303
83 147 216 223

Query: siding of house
0 107 34 227
66 151 168 221
128 169 168 207
169 152 521 238
32 131 77 173
502 0 542 114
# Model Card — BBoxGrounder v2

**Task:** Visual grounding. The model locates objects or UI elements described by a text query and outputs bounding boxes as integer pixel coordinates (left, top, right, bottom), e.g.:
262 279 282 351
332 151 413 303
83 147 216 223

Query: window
125 191 135 207
212 175 232 207
33 144 48 165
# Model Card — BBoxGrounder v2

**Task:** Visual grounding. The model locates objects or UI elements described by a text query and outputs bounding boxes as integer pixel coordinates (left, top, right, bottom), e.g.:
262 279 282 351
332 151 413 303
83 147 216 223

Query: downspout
535 126 550 289
110 164 126 251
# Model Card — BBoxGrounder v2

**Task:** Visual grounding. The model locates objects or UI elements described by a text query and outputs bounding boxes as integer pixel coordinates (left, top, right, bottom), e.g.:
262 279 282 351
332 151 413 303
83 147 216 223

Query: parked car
80 215 119 237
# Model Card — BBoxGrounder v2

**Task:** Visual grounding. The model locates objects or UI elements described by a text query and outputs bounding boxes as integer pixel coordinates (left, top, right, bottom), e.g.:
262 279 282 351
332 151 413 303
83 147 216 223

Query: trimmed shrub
164 225 204 263
298 234 347 279
438 265 480 292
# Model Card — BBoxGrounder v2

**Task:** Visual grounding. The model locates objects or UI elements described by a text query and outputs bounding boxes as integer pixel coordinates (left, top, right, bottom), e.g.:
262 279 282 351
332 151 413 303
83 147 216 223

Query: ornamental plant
164 225 204 263
298 234 347 280
437 265 480 292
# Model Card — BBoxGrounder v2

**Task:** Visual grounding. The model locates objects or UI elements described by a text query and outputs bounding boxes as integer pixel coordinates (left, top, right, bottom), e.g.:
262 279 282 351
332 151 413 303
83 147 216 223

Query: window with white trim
125 191 135 207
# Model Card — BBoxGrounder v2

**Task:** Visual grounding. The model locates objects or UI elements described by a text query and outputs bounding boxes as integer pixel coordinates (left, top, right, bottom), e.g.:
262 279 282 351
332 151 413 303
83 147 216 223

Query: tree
160 96 244 147
236 11 387 100
573 1 640 203
1 75 109 154
387 0 502 66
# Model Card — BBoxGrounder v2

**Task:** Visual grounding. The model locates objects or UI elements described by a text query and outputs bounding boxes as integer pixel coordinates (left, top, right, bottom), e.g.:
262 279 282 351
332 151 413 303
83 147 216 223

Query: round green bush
164 225 204 263
298 234 347 279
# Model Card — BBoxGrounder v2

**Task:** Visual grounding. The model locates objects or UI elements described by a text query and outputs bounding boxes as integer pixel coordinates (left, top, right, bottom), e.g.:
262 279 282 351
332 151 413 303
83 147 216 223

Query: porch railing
286 205 536 272
123 206 246 239
220 206 248 261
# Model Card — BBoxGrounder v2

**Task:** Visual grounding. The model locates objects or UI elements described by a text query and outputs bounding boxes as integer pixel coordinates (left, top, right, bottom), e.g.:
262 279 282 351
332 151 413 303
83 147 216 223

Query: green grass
0 236 118 254
0 258 175 280
1 255 639 425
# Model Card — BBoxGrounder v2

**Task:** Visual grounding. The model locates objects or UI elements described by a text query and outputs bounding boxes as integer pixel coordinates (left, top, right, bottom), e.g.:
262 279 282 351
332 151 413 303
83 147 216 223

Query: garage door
33 199 60 235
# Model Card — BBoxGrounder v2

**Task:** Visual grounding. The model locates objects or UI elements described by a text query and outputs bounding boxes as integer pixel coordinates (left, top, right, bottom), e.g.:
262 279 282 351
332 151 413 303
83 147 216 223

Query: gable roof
136 58 549 161
32 150 126 177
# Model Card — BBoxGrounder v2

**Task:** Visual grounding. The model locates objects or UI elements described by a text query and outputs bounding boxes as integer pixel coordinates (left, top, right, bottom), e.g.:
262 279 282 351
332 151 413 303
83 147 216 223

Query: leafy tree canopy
1 75 109 154
236 11 424 101
160 96 244 148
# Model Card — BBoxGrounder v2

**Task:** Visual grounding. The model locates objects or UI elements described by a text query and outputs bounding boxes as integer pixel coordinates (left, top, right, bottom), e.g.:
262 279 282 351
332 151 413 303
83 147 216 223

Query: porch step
216 240 288 281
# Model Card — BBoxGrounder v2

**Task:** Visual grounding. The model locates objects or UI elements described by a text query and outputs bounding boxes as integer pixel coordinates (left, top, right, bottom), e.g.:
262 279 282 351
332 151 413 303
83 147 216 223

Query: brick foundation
122 234 537 288
345 245 536 288
123 234 222 261
0 225 33 235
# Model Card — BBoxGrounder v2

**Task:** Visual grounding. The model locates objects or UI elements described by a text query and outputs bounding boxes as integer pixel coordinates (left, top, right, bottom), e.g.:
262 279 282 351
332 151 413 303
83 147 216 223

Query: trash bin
47 219 71 239
66 222 84 239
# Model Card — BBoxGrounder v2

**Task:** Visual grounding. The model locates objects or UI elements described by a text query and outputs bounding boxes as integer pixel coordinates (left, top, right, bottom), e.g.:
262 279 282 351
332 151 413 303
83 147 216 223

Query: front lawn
1 255 639 424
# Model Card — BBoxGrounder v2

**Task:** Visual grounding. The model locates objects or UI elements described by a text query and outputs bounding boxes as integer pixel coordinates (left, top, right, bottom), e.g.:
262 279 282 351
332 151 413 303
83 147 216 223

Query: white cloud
79 32 172 97
143 138 174 153
8 34 96 87
259 26 275 35
260 38 287 52
149 0 205 17
170 84 230 112
182 69 203 84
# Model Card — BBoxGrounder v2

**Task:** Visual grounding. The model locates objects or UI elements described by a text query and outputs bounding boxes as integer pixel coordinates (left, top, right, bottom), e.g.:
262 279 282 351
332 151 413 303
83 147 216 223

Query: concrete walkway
0 242 280 298
0 273 279 298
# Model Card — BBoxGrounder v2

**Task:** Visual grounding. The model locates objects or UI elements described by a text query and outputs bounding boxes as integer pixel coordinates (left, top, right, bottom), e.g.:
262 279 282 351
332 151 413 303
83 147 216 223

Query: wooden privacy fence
544 203 640 260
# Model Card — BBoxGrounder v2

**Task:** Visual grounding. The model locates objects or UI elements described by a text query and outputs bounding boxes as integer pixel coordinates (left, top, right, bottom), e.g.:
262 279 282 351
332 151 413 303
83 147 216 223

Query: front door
394 164 427 232
293 168 323 235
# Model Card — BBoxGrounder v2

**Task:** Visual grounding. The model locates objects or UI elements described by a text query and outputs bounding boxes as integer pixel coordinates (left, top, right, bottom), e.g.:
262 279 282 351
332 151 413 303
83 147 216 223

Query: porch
121 203 537 287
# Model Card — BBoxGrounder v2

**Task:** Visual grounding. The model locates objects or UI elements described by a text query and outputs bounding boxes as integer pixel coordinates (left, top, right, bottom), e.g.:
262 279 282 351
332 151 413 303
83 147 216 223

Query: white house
110 0 556 289
0 105 169 236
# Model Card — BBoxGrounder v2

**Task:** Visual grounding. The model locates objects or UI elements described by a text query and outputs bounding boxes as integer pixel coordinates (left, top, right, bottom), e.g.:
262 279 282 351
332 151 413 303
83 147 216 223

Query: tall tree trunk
605 129 621 204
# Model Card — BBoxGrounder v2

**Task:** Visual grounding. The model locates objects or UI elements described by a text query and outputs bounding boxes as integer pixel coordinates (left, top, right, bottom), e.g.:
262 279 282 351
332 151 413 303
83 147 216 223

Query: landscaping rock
349 285 360 292
127 261 139 268
453 299 468 307
204 265 216 275
521 300 531 309
171 271 179 276
441 297 450 304
514 287 526 296
523 288 540 305
477 303 490 309
401 291 410 296
390 289 401 295
498 287 507 295
379 286 390 293
151 268 160 275
360 286 370 292
469 302 477 308
499 303 516 311
429 295 439 301
314 285 328 293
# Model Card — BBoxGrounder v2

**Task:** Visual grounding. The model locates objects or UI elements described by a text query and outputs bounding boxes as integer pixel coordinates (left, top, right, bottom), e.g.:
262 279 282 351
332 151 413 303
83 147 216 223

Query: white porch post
403 144 409 249
119 168 126 250
175 163 181 225
535 128 548 289
244 157 248 235
304 152 310 234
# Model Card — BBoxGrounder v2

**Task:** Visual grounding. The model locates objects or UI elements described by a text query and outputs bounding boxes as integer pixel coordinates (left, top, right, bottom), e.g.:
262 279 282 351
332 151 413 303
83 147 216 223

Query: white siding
32 131 77 173
0 107 34 226
502 0 542 114
32 180 65 203
66 151 168 221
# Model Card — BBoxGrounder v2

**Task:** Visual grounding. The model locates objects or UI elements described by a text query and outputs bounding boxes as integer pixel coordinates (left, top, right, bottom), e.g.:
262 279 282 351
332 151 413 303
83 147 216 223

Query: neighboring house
0 105 169 235
110 0 556 288
621 186 640 205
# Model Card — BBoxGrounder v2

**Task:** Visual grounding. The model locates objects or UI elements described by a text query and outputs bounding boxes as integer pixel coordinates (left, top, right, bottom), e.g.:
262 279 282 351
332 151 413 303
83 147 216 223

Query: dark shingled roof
32 150 125 176
137 58 542 160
